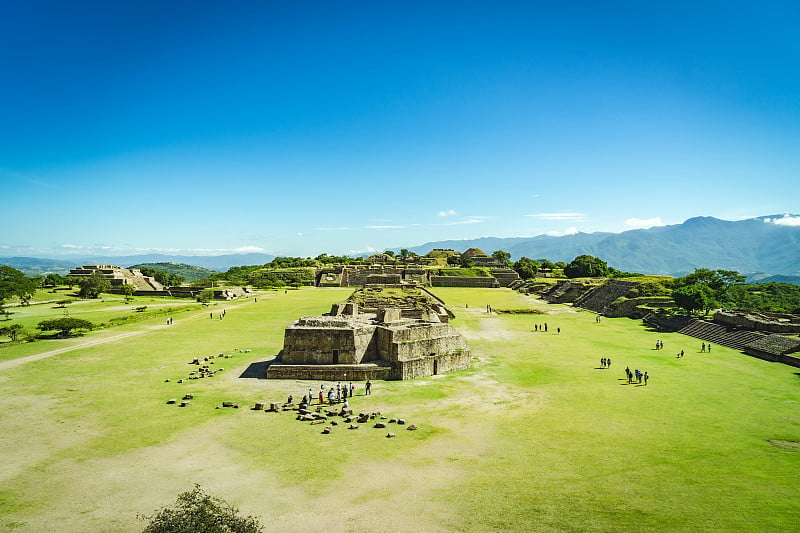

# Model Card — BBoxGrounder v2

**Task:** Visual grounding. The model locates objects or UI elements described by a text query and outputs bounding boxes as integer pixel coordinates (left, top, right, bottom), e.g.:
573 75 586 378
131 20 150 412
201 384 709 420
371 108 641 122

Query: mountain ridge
3 215 799 277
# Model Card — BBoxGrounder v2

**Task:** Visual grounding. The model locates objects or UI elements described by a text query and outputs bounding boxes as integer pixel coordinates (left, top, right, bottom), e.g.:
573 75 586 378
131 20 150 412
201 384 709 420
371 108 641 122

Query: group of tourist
625 366 649 385
700 342 712 352
600 357 612 368
288 380 374 408
533 323 548 332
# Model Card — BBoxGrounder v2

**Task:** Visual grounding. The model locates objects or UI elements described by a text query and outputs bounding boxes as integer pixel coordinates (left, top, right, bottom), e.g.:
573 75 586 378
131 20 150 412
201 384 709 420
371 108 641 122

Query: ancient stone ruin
267 288 471 380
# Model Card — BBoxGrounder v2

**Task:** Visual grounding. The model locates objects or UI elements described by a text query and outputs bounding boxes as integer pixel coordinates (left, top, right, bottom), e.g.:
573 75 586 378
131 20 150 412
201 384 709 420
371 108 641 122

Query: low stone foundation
266 363 391 380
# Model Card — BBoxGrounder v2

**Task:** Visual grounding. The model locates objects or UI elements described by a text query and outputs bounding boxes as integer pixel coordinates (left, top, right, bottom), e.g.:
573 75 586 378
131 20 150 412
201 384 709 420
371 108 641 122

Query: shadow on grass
239 359 277 379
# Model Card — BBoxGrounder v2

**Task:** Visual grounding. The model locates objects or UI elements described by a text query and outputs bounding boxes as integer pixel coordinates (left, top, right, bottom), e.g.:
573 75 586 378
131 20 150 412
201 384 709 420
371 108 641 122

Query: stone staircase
675 319 766 350
574 280 638 314
489 269 521 287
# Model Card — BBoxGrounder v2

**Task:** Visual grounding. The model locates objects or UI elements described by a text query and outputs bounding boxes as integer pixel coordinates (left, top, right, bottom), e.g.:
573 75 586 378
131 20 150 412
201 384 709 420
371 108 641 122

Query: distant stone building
67 265 164 291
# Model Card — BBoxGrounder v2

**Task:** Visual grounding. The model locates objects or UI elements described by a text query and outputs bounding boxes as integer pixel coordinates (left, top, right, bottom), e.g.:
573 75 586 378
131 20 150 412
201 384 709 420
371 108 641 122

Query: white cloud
770 214 800 226
527 212 587 221
365 225 406 230
60 244 84 249
437 209 457 217
545 227 579 237
349 246 380 254
234 246 267 254
313 226 352 231
625 217 664 229
444 216 489 226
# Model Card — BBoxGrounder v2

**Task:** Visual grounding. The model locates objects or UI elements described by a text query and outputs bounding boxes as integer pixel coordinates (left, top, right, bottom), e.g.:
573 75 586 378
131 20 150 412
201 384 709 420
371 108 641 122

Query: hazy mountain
407 216 800 277
128 262 219 282
1 253 275 275
0 257 78 276
4 216 799 278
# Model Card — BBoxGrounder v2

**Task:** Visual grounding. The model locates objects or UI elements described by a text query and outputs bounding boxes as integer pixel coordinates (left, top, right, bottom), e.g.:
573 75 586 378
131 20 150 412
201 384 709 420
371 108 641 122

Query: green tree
76 272 111 299
197 289 214 303
44 273 66 287
37 318 95 338
383 250 395 257
563 255 609 278
512 257 539 279
672 285 716 315
141 484 264 533
491 250 511 266
0 323 27 341
399 249 410 262
459 256 475 268
0 265 38 306
121 283 136 302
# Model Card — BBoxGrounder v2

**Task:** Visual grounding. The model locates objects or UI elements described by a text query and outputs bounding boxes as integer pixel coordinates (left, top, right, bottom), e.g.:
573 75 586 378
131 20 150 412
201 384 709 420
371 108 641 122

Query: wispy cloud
437 209 457 217
0 168 60 190
234 246 267 253
625 217 664 229
545 227 579 237
765 214 800 226
527 212 587 221
443 216 489 226
365 225 407 230
313 226 353 231
348 246 380 254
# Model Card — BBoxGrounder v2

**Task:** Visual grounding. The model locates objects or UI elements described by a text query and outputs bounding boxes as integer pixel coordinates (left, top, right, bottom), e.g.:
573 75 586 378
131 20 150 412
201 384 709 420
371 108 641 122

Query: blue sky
1 1 798 258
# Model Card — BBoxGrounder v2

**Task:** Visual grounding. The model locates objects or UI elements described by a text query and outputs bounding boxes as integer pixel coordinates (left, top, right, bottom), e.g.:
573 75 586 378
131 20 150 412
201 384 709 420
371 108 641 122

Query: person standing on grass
644 372 649 385
607 358 611 369
366 379 372 395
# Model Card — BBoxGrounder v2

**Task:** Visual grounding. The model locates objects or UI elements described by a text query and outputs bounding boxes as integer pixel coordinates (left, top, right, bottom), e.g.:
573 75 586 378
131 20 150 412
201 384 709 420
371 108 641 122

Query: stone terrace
573 280 639 314
675 319 765 350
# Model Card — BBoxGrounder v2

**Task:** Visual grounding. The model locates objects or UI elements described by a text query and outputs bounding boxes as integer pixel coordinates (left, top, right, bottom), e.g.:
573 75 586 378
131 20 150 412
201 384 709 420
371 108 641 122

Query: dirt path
0 298 260 372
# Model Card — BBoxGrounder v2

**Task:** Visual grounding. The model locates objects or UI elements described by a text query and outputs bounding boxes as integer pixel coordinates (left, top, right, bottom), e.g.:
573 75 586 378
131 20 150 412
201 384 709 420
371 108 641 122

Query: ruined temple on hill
267 289 471 381
67 265 165 291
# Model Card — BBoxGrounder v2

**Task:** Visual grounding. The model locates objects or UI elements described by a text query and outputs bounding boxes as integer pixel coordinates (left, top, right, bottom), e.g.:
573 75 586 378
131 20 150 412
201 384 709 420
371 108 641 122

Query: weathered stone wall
267 364 391 380
282 322 378 364
430 276 499 288
375 323 470 362
714 310 800 334
389 351 471 380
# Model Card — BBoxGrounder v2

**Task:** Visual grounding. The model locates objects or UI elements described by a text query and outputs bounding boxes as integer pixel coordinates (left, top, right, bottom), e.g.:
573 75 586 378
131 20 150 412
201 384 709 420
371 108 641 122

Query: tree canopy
491 250 511 266
37 318 95 337
75 272 111 299
563 255 609 278
0 266 38 305
512 257 538 279
141 485 264 533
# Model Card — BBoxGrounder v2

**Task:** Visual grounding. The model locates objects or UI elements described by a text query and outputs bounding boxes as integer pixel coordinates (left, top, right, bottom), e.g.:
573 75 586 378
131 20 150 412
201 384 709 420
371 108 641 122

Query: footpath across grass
0 287 797 532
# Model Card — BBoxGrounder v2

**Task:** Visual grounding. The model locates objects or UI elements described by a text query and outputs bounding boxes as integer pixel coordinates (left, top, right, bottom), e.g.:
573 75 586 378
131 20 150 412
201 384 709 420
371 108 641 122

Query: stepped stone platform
269 288 470 381
430 276 499 288
676 319 766 351
574 280 638 314
743 334 800 367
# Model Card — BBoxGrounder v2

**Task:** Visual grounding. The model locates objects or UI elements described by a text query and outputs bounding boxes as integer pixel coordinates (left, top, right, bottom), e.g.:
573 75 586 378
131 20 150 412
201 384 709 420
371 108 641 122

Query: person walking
644 371 649 385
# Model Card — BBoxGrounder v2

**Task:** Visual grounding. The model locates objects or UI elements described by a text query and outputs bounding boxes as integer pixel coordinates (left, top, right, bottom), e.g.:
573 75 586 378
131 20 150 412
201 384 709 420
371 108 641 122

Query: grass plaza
0 287 798 532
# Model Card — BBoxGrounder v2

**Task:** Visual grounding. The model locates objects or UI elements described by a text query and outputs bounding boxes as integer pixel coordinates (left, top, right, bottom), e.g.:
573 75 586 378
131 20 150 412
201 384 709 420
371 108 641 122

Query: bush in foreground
141 485 263 533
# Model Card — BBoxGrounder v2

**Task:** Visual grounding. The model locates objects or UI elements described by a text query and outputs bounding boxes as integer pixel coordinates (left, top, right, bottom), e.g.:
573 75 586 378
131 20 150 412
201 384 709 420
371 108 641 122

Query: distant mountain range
0 253 275 276
402 215 800 277
2 215 799 278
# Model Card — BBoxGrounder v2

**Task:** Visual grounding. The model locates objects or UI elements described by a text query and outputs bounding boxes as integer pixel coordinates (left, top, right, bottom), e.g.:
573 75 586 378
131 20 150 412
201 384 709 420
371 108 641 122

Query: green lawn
0 287 797 532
